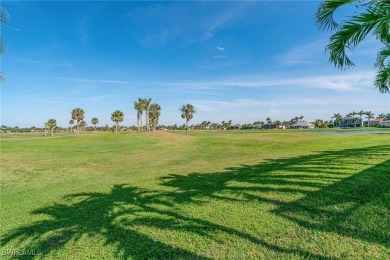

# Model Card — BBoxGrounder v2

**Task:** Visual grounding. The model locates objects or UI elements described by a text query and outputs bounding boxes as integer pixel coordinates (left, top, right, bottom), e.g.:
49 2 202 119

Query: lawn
1 130 389 259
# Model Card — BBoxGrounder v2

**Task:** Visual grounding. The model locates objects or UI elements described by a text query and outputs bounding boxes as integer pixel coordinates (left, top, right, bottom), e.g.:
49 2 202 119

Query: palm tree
331 113 343 127
134 99 143 132
142 98 152 131
71 108 85 134
365 111 375 127
357 110 365 127
149 103 161 131
69 119 74 133
91 118 99 132
79 120 87 132
46 119 57 136
352 117 360 128
111 110 124 134
316 0 389 93
179 104 196 135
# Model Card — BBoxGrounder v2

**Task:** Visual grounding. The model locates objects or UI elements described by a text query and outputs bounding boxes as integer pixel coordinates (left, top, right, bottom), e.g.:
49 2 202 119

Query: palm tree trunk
77 121 80 134
51 129 54 136
186 119 189 135
140 114 143 131
137 112 141 132
146 108 150 131
94 125 96 132
116 122 118 134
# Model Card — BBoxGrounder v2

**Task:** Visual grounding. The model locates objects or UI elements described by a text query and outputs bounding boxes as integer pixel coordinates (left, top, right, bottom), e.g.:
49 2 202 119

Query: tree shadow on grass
161 145 390 247
2 145 389 258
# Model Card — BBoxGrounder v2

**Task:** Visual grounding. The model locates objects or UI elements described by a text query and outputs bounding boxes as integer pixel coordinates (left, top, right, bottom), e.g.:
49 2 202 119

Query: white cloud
159 71 374 92
217 47 225 51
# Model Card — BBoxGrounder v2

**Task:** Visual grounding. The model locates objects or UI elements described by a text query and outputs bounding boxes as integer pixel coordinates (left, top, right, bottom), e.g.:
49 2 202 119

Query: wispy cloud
159 71 374 92
213 55 226 59
27 60 74 67
51 77 131 85
275 39 327 66
217 46 225 51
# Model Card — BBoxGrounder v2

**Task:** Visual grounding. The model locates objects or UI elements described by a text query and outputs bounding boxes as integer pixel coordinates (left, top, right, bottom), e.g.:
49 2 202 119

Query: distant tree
385 113 390 120
314 119 324 128
179 104 196 135
79 120 87 132
378 113 385 119
46 119 57 136
149 103 161 131
299 116 304 122
91 118 99 132
71 108 85 134
352 117 360 128
365 111 375 127
316 0 390 93
69 119 74 133
111 110 124 134
134 99 144 132
143 98 152 131
331 113 343 127
357 110 365 127
0 6 9 81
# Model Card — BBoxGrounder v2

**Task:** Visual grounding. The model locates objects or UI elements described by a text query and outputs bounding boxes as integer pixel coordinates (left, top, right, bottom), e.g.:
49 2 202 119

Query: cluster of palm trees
64 99 165 135
332 110 377 128
133 98 161 132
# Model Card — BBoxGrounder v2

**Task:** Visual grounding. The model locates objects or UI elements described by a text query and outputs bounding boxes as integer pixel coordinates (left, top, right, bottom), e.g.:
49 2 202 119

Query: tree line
2 108 389 135
41 99 196 136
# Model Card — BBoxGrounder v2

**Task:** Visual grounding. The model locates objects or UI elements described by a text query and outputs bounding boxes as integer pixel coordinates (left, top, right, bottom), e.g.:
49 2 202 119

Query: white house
288 122 314 129
383 120 390 127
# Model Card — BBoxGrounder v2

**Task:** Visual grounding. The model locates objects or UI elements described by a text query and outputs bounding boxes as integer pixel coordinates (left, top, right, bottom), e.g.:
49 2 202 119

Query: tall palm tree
91 118 99 132
134 99 144 132
143 98 152 131
149 103 161 131
357 110 365 127
352 117 360 128
365 111 375 127
69 119 74 133
316 0 389 93
111 110 124 134
331 113 343 127
71 108 85 134
179 104 196 135
46 119 57 136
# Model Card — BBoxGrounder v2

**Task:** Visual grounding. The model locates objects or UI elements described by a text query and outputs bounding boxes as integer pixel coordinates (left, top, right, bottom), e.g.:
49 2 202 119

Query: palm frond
316 0 356 31
326 1 388 69
375 65 390 93
375 46 390 69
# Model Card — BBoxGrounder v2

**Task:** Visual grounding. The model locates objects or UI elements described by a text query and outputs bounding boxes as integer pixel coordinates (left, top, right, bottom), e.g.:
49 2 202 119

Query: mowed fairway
1 130 389 259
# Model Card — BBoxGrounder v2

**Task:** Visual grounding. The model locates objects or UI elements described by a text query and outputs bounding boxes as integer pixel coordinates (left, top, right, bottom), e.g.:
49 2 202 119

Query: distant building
261 123 276 129
383 120 390 128
288 122 314 129
339 117 360 128
364 117 385 127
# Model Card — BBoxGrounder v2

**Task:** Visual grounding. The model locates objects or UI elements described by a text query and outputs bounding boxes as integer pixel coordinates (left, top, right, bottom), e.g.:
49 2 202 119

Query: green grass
1 130 389 259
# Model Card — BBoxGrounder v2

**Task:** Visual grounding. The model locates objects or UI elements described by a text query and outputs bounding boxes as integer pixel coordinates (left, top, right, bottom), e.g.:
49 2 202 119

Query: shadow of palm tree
2 145 389 258
2 184 331 259
161 145 390 247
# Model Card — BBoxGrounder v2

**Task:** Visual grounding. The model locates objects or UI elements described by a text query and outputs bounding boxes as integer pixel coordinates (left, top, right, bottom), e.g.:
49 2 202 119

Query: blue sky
2 1 389 127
